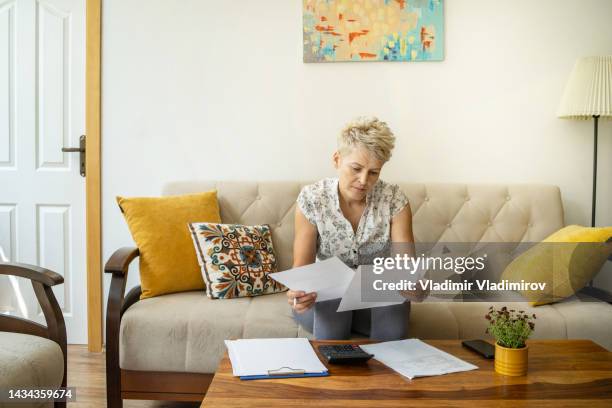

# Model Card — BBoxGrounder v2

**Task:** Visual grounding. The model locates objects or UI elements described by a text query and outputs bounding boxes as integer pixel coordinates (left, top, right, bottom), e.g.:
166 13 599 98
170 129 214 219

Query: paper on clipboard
224 338 328 378
270 256 355 302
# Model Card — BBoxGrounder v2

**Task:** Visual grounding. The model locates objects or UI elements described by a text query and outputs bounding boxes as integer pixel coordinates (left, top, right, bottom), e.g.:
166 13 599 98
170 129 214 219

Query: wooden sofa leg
106 365 122 408
106 388 122 408
106 348 123 408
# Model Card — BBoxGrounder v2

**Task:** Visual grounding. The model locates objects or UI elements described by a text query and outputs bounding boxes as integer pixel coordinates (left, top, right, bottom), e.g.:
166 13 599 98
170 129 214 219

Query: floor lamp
557 56 612 227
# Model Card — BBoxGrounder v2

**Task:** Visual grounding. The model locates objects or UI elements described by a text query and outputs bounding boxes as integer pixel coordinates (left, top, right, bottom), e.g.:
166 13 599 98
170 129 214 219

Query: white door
0 0 86 344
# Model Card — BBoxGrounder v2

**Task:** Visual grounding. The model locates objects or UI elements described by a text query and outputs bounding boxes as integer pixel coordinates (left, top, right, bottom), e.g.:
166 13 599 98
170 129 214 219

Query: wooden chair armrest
104 247 140 276
0 262 64 286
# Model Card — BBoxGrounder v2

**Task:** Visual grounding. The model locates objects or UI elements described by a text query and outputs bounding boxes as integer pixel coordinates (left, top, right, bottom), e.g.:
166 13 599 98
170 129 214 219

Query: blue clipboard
240 372 329 380
239 366 329 381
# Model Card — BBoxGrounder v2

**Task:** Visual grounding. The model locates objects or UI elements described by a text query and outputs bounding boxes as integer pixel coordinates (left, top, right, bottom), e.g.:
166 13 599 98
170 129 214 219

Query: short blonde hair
338 116 395 162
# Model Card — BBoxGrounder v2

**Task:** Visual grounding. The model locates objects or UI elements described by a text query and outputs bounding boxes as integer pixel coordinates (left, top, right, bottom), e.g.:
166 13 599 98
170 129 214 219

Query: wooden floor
68 345 200 408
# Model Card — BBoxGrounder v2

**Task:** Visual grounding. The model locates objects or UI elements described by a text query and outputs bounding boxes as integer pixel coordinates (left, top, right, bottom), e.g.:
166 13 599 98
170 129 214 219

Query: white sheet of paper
336 266 404 312
270 256 355 302
360 339 478 379
225 338 328 377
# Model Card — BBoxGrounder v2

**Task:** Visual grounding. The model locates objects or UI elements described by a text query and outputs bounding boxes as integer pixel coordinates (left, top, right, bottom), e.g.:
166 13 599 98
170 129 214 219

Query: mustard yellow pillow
501 225 612 306
117 191 221 299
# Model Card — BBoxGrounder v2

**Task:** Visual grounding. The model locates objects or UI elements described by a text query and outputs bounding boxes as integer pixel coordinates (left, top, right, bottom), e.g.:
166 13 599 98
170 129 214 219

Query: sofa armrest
105 247 140 276
105 247 140 407
579 286 612 305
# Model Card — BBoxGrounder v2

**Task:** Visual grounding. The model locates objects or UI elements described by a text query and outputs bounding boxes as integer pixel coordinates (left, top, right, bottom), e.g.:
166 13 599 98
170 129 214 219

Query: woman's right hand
287 290 317 314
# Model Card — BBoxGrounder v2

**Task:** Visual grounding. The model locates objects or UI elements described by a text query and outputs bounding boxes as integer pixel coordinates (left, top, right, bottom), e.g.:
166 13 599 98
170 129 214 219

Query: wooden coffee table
201 339 612 407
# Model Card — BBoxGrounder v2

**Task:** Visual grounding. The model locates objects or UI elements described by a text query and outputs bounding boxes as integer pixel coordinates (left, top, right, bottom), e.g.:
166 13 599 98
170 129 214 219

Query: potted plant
485 306 536 376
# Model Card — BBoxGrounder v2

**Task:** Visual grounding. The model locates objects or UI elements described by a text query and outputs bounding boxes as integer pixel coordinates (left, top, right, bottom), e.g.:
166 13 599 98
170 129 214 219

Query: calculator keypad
318 345 374 364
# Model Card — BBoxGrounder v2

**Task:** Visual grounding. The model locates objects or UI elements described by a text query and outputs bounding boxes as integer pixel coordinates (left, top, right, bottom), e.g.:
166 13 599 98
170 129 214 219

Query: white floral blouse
297 177 410 268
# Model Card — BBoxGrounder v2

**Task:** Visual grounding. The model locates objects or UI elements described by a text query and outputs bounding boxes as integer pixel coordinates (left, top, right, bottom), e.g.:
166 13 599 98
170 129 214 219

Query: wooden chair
0 261 67 408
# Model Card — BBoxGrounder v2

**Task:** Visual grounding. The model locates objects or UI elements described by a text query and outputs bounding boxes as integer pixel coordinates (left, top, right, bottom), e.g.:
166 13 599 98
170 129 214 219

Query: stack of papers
270 257 405 311
225 338 328 380
361 339 478 379
337 266 405 312
270 257 355 302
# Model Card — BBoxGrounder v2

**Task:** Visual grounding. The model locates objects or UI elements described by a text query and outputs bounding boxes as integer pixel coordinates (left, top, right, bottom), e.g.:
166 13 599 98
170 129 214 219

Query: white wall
102 0 612 297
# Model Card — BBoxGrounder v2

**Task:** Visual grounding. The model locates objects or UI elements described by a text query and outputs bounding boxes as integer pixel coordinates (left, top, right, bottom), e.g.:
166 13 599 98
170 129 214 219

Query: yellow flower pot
494 343 528 376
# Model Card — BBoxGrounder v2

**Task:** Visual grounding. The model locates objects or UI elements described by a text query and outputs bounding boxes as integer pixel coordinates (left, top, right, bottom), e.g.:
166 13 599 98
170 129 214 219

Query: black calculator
317 344 374 364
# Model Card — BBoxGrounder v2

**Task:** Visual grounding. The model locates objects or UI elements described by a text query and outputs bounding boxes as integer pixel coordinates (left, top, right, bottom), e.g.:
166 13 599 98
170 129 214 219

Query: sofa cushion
117 191 221 299
0 332 64 390
189 223 286 299
551 295 612 350
119 291 311 373
501 225 612 305
408 296 612 350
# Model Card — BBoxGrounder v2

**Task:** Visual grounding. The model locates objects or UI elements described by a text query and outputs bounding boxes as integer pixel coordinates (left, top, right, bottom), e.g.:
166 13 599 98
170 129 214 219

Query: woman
288 116 419 341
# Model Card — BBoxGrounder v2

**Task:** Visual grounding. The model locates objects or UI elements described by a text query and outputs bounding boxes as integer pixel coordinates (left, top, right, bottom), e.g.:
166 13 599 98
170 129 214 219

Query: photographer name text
372 279 547 291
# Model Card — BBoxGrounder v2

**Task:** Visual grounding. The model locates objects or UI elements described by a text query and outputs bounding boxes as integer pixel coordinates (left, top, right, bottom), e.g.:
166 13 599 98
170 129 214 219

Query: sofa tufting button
446 223 452 228
528 223 533 227
487 221 492 226
424 197 430 202
506 196 511 201
256 196 261 200
465 197 470 201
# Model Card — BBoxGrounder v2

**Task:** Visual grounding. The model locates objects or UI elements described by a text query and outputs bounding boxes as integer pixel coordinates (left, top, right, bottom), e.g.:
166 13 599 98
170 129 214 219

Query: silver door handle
61 135 86 177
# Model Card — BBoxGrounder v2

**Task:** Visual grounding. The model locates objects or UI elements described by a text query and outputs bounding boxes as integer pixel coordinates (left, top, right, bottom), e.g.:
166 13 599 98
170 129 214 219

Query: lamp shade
557 56 612 119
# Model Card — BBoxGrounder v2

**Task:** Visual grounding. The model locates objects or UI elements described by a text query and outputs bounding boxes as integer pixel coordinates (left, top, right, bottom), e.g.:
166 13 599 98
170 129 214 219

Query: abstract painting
303 0 444 63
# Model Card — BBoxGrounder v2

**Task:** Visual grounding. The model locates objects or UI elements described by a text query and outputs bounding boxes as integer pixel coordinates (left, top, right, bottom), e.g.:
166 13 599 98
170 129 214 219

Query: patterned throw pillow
189 223 286 299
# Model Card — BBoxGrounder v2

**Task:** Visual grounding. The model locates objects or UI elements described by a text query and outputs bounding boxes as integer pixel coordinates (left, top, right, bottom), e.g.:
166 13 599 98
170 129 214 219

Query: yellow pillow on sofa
501 225 612 306
117 191 221 299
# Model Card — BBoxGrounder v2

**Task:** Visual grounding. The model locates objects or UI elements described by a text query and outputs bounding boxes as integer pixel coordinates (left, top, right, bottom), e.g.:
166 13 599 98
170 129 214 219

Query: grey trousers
293 299 410 341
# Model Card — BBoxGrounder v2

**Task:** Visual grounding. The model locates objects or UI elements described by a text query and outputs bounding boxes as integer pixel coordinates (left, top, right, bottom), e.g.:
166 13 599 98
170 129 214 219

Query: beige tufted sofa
105 181 612 406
